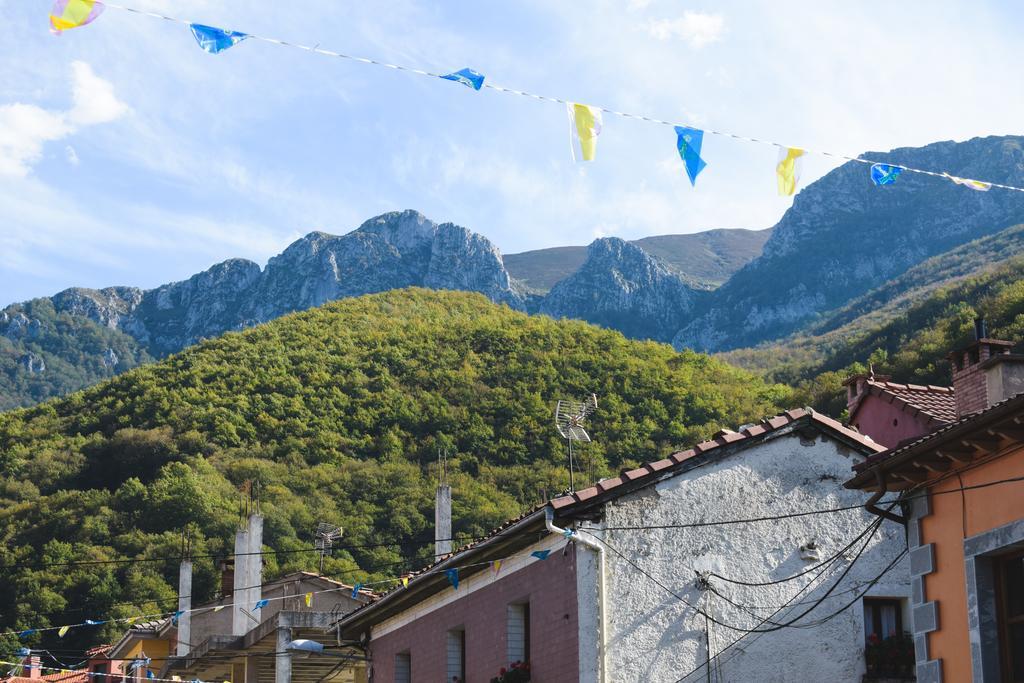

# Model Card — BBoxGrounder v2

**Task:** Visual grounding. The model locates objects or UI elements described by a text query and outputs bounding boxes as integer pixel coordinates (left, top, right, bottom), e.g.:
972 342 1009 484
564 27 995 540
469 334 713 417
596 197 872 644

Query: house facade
846 336 1024 683
845 374 956 448
338 408 912 682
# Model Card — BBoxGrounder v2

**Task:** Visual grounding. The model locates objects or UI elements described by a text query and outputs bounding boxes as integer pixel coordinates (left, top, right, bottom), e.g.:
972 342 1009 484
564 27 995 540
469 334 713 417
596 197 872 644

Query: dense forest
0 297 153 411
0 288 790 656
730 243 1024 416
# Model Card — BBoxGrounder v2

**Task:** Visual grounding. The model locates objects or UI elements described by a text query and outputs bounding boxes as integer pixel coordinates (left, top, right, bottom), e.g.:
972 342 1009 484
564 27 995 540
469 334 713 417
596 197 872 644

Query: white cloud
65 145 79 166
646 11 725 47
0 61 126 177
68 60 130 126
0 104 71 176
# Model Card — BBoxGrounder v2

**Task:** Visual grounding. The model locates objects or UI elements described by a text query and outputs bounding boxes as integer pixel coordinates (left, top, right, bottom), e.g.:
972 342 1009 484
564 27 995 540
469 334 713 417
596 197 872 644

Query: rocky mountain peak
540 236 705 342
674 135 1024 351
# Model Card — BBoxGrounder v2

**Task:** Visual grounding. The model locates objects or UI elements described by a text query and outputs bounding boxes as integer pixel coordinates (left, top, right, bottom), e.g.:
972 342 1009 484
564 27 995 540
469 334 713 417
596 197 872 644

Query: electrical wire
674 546 908 682
584 473 1024 533
706 513 887 586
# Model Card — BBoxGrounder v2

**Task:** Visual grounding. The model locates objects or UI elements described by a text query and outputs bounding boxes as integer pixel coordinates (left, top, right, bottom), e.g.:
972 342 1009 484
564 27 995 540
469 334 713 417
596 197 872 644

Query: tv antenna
314 522 343 573
555 393 598 492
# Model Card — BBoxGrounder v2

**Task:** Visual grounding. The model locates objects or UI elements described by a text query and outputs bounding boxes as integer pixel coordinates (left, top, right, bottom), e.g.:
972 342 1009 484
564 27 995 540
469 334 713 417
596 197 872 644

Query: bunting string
1 539 565 640
48 0 1024 194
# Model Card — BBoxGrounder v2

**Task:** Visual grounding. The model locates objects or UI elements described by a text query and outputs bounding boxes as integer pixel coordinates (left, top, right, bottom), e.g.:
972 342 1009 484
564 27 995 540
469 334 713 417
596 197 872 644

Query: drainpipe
865 470 906 526
545 507 607 683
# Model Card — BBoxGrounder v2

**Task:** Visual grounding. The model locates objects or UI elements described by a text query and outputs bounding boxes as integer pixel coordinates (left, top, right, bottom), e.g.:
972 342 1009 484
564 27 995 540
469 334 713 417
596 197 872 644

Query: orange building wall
920 446 1024 682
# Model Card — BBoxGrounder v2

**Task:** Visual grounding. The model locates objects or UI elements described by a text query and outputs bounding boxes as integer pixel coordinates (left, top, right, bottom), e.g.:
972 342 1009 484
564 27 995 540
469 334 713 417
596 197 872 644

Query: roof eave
334 507 548 639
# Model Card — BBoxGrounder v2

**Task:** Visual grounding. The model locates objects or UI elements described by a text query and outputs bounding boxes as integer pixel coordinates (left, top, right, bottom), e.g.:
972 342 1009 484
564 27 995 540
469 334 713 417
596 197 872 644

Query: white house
337 408 912 682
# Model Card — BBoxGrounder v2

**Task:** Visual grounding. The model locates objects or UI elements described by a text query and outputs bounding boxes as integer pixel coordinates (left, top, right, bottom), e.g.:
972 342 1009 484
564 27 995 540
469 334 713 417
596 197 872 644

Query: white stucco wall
575 429 910 683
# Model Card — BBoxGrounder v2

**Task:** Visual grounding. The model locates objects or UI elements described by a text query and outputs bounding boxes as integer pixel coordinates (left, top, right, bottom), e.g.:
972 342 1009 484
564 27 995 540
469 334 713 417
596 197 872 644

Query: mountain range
503 228 771 292
3 134 1024 410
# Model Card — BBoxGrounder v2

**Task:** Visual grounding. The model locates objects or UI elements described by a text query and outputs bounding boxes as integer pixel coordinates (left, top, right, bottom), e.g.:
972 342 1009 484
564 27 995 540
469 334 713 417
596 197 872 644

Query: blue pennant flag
351 583 362 599
445 568 459 589
18 629 37 639
15 648 30 658
530 549 551 560
870 163 903 186
254 599 269 609
85 619 105 625
190 23 249 54
171 610 183 626
674 126 707 186
146 672 154 680
440 68 485 91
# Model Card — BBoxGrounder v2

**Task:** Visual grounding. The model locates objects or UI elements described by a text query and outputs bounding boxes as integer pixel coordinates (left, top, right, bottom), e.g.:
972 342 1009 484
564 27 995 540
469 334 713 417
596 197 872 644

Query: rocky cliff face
3 210 529 363
540 238 704 342
673 135 1024 351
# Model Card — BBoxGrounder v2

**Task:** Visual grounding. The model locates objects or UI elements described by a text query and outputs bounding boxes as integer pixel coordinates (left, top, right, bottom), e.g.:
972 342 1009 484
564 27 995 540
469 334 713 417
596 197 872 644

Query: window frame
995 548 1024 683
863 596 904 643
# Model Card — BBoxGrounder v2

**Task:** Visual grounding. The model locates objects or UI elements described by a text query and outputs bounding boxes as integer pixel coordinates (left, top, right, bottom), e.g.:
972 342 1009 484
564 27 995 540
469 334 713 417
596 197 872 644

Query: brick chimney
949 318 1024 417
843 373 891 414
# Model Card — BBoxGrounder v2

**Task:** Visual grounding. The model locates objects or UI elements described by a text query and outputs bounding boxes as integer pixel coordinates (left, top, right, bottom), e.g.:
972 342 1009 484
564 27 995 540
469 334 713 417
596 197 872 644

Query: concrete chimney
176 559 192 657
232 514 263 636
435 483 452 558
949 322 1024 416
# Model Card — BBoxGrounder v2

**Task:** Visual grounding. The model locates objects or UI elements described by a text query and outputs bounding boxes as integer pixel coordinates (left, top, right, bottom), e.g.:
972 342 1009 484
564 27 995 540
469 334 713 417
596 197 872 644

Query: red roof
551 407 884 510
846 391 1024 491
5 672 89 683
850 379 956 424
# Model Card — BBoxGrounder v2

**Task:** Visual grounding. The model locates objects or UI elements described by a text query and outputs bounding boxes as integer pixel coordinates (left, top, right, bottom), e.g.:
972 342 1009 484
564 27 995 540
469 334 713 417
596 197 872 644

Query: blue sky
2 1 1023 303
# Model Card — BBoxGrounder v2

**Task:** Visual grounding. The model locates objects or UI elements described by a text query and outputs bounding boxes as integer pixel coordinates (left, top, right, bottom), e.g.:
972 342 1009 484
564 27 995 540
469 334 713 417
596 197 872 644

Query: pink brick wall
368 548 580 683
850 394 935 448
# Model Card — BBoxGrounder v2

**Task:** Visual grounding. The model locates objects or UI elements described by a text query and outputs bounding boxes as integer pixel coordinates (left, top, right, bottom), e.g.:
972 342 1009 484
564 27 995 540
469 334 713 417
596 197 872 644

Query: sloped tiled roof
550 407 884 510
6 672 89 683
852 379 956 423
846 391 1024 490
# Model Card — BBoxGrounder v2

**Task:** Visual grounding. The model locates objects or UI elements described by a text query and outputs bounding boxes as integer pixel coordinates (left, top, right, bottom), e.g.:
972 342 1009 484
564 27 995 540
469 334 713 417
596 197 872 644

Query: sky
2 1 1023 303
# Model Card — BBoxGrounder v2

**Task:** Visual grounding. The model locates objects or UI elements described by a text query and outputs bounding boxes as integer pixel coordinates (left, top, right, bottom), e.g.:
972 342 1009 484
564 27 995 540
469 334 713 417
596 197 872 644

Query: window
863 598 912 679
507 602 530 667
394 652 411 683
446 629 465 682
996 550 1024 681
863 597 902 642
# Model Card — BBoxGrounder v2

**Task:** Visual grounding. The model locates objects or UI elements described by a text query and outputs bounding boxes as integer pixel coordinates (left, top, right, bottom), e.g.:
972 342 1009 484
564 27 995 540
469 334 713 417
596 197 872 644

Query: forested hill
0 288 789 654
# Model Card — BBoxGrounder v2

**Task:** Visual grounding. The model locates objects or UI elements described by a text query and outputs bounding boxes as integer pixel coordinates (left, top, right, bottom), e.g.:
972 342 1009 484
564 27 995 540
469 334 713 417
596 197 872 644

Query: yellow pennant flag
126 616 141 624
49 0 105 34
943 172 991 192
58 625 71 637
568 103 602 162
304 592 312 607
213 605 226 613
776 147 805 196
492 560 502 576
401 577 409 588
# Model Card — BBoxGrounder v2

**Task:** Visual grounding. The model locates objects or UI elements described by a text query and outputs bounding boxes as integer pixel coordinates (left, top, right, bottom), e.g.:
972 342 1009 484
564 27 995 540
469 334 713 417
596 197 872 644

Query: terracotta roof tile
7 675 89 683
855 379 957 423
650 457 675 471
622 467 647 481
